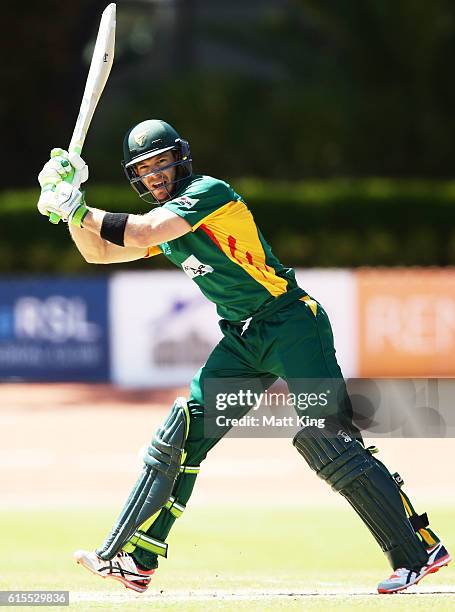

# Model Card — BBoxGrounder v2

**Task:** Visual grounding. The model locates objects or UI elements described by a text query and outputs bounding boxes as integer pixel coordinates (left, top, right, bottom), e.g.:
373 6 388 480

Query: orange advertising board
357 269 455 376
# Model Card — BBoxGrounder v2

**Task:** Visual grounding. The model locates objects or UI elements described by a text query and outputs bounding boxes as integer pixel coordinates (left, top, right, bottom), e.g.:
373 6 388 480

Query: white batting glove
37 182 88 227
37 148 89 191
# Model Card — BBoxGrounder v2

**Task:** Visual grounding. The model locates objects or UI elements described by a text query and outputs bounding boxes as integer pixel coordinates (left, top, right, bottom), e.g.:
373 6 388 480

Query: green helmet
122 119 192 204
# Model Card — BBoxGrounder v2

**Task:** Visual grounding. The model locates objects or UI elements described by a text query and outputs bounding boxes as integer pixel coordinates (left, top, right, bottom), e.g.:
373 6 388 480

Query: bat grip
46 157 79 224
49 212 61 224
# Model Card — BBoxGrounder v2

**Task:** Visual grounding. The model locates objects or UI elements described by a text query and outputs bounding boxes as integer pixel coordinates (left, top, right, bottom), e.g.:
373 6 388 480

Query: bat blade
47 3 116 224
69 2 116 154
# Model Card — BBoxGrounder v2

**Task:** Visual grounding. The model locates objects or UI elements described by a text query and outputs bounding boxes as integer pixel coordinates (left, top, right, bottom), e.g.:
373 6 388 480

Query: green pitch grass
1 506 454 611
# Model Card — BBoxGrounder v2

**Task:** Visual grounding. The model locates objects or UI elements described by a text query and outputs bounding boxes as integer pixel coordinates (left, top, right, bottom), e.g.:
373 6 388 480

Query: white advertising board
110 271 222 387
110 269 357 387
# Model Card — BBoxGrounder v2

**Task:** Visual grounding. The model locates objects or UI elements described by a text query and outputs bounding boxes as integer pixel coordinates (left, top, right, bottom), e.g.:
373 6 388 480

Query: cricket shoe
74 549 155 593
377 542 451 594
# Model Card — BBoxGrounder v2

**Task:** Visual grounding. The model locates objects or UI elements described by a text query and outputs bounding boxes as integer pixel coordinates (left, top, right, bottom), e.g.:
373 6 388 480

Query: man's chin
152 188 171 202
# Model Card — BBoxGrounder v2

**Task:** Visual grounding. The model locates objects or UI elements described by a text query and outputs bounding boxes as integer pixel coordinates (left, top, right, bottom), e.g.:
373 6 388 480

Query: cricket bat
43 3 116 224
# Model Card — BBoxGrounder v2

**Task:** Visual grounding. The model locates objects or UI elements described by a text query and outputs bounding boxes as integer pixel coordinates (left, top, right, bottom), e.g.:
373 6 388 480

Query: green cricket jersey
144 175 301 321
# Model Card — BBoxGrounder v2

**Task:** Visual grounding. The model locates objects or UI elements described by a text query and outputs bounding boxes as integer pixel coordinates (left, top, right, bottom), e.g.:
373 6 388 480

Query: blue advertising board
0 278 109 381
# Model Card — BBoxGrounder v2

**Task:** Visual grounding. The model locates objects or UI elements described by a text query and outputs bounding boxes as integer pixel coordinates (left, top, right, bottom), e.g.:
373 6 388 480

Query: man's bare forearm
80 207 158 248
68 221 107 263
68 208 150 264
68 204 191 262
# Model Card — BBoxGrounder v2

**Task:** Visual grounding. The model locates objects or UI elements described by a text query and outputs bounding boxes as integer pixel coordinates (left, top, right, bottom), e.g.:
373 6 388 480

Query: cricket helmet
122 119 192 204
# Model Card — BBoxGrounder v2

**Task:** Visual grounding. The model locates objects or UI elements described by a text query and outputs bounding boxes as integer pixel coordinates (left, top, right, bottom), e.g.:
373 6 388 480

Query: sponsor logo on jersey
175 196 199 208
181 255 214 279
160 242 171 255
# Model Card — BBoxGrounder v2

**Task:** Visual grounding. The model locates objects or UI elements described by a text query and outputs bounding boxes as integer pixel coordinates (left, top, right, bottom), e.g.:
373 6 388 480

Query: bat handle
39 184 62 225
49 212 61 224
46 150 80 225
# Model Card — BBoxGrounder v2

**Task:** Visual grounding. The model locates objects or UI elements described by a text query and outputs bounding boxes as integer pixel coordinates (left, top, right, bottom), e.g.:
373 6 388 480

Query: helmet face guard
122 138 192 205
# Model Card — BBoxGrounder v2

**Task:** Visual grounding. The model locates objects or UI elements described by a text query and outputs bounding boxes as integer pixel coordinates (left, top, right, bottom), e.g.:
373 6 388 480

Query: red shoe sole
378 553 452 594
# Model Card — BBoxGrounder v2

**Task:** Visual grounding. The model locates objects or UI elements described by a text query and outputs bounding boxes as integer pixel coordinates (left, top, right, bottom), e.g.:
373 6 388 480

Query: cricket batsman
37 119 451 594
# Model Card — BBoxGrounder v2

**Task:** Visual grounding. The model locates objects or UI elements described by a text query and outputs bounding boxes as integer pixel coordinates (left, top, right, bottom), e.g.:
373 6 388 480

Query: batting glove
37 148 89 226
38 147 89 191
37 183 89 227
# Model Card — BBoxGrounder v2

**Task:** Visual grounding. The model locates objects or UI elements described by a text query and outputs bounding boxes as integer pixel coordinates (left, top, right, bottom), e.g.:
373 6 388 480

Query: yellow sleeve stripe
144 245 162 258
197 200 288 297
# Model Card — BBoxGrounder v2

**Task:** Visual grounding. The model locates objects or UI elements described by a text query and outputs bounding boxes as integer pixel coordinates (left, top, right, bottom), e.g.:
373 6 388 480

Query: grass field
1 505 454 611
2 388 454 609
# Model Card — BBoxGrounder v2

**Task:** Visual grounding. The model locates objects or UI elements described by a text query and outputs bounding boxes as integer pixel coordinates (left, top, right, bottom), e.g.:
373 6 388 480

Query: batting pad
96 398 190 560
294 425 429 571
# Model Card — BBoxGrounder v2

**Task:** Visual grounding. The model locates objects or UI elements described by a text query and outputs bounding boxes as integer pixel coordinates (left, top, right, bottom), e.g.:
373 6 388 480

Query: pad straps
392 472 440 548
123 464 200 557
126 532 168 558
